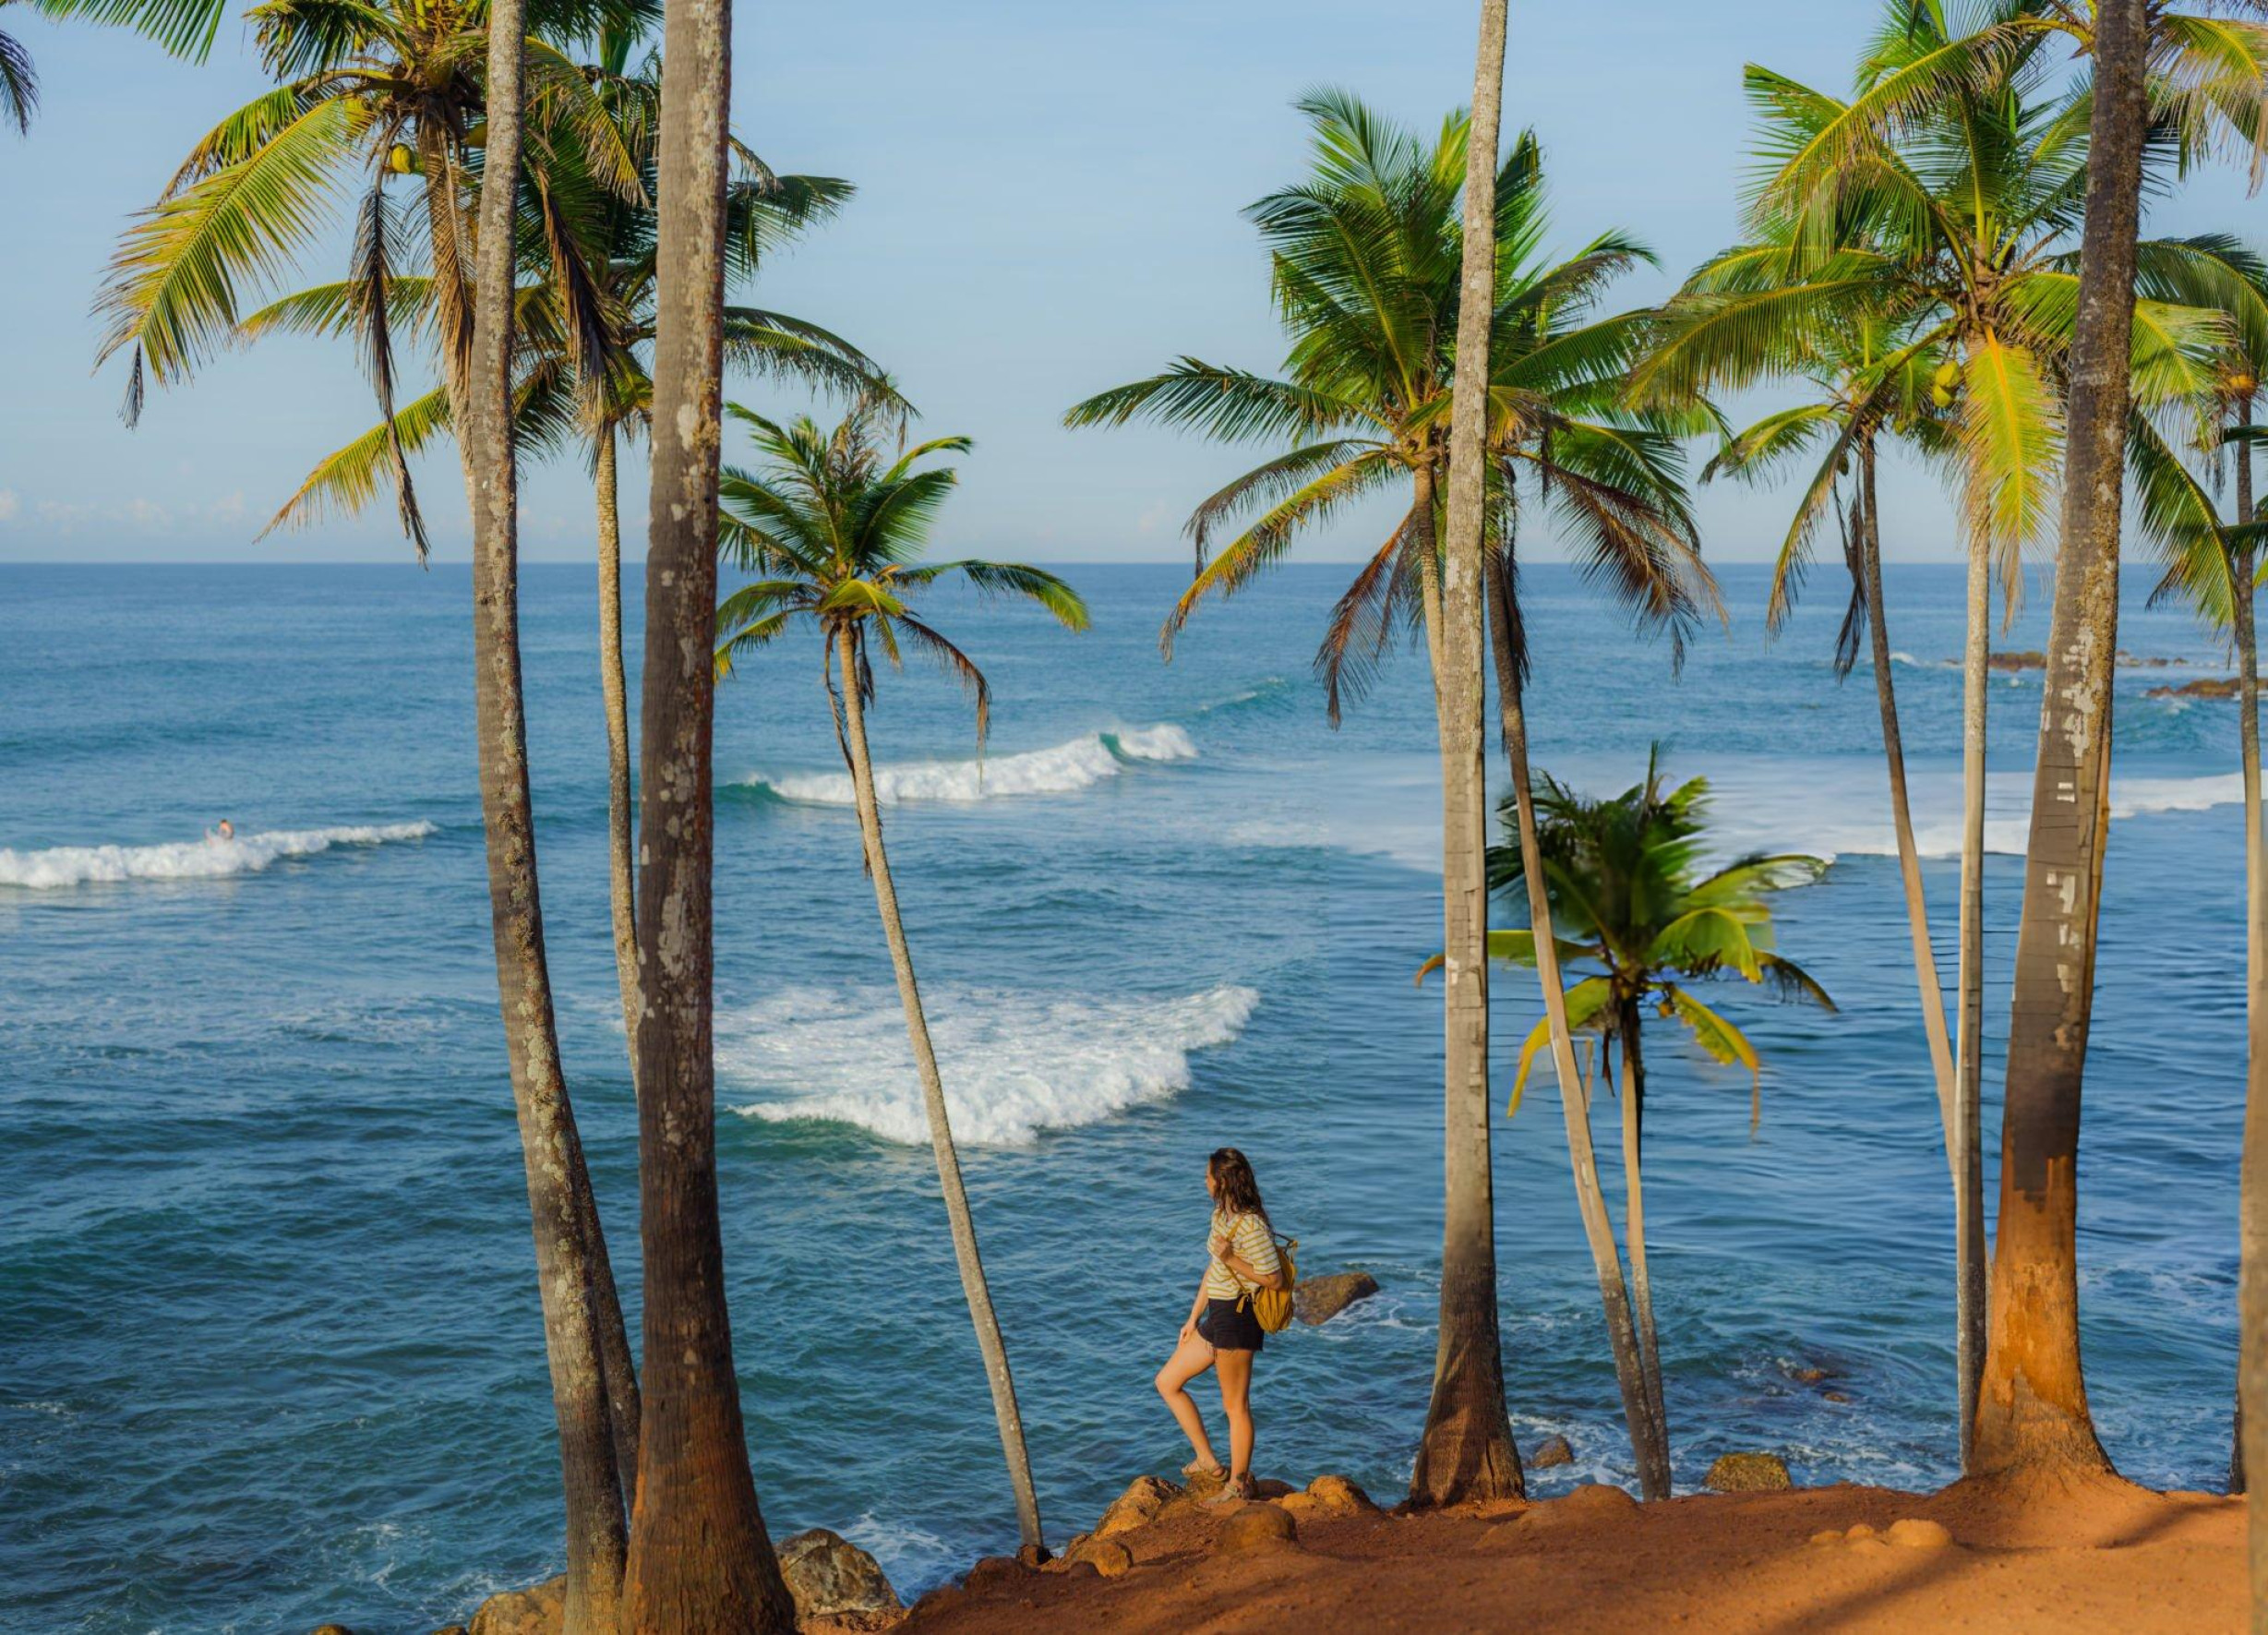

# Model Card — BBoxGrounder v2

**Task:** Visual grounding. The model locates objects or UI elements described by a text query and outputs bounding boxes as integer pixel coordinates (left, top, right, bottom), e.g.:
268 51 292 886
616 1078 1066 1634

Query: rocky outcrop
1527 1435 1574 1470
1885 1518 1954 1548
962 1556 1035 1595
1064 1535 1134 1577
1294 1270 1380 1325
1705 1452 1792 1493
1216 1503 1299 1555
778 1527 903 1623
1096 1473 1185 1535
1303 1474 1376 1515
2146 676 2244 699
468 1576 562 1635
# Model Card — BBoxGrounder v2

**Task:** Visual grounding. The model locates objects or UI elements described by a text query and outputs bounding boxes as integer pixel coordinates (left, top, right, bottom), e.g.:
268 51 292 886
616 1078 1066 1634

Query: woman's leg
1155 1330 1221 1471
1215 1347 1255 1486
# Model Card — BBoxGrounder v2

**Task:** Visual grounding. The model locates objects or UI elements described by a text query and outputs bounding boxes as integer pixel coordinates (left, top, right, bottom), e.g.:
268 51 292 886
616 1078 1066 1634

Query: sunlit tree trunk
1973 0 2145 1482
1410 0 1521 1509
622 0 798 1617
595 425 642 1080
463 8 625 1629
1955 513 1989 1473
832 624 1046 1549
1614 1004 1669 1476
1484 550 1664 1499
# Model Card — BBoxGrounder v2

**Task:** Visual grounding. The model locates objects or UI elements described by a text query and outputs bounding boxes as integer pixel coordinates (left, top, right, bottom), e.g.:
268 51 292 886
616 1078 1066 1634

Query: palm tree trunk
463 11 625 1630
833 624 1047 1551
1955 514 1990 1473
1485 557 1665 1499
2229 396 2268 1617
1410 0 1521 1510
587 424 643 1500
596 425 642 1078
1615 1002 1670 1482
622 0 798 1618
1414 464 1447 709
1857 441 1970 1461
1973 0 2147 1482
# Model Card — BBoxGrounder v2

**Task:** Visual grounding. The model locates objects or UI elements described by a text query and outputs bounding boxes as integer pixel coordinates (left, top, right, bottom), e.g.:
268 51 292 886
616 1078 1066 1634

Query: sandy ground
895 1470 2245 1633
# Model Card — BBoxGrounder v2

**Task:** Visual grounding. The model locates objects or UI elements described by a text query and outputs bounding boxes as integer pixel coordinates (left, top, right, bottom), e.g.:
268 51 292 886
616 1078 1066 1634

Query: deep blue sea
0 559 2251 1632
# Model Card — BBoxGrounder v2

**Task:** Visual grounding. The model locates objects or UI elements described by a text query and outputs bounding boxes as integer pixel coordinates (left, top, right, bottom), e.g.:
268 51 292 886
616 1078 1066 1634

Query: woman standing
1155 1148 1287 1503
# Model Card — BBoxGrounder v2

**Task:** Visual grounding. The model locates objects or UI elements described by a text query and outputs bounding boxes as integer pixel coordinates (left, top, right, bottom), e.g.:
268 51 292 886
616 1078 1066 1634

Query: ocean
0 559 2250 1631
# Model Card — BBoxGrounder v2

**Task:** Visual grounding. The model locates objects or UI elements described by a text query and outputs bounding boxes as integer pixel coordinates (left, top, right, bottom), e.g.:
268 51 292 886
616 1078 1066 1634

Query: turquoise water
0 559 2250 1631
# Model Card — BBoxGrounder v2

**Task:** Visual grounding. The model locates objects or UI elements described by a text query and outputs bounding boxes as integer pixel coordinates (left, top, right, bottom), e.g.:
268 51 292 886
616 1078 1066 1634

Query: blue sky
0 0 2260 563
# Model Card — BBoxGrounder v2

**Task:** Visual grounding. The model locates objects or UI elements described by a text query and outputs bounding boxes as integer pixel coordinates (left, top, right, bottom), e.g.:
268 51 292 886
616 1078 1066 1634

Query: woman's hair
1208 1147 1268 1225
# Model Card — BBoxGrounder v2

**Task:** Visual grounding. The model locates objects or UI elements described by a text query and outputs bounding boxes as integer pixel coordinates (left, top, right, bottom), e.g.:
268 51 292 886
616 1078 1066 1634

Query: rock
1252 1477 1296 1500
1844 1522 1878 1541
310 1627 356 1634
1215 1504 1299 1555
1278 1493 1322 1518
469 1576 563 1635
1527 1435 1574 1470
430 1628 470 1635
1294 1270 1380 1325
1822 1390 1852 1403
1807 1529 1843 1546
2146 676 2244 699
1304 1473 1378 1515
1704 1452 1792 1493
1096 1474 1185 1536
1885 1517 1954 1548
963 1555 1034 1594
777 1528 903 1622
1788 1365 1829 1385
1559 1483 1638 1515
1988 650 2047 671
1068 1536 1134 1577
907 1585 965 1619
1015 1541 1052 1569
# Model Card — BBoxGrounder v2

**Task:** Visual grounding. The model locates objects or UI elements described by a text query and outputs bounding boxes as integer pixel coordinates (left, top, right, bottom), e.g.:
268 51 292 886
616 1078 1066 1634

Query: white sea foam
0 822 437 890
749 723 1197 806
725 981 1258 1146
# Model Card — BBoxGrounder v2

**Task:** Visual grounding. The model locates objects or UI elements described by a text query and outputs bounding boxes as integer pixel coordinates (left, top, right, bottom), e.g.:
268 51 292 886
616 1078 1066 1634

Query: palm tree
1412 0 1520 1511
621 0 796 1618
462 1 623 1629
1638 2 2239 1470
1066 91 1715 1506
1 0 38 132
713 402 1086 1554
1427 756 1835 1492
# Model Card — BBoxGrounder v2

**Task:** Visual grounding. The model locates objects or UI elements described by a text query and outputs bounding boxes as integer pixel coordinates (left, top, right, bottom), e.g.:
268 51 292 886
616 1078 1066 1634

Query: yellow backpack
1249 1232 1298 1333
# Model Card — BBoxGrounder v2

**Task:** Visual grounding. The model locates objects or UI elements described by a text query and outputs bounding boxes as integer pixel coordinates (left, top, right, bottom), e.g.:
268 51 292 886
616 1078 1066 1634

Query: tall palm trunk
622 0 798 1617
1410 0 1521 1509
1485 550 1667 1499
1855 441 1969 1461
463 9 625 1630
2229 394 2268 1617
1614 1004 1669 1472
596 424 643 1078
1973 0 2147 1481
833 624 1046 1550
1954 514 1990 1473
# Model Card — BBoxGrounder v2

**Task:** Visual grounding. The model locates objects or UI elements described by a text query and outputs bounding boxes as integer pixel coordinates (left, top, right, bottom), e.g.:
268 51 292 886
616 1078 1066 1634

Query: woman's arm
1219 1250 1288 1292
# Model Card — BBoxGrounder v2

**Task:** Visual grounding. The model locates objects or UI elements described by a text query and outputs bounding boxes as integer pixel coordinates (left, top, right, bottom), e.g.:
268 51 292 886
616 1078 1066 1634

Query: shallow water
0 559 2250 1630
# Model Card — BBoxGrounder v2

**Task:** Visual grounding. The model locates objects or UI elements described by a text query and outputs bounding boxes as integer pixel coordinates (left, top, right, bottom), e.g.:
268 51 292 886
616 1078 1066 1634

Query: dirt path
897 1473 2244 1633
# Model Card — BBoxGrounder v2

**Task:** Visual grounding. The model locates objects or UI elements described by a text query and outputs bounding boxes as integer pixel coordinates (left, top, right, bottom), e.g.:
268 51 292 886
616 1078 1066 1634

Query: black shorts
1198 1295 1265 1352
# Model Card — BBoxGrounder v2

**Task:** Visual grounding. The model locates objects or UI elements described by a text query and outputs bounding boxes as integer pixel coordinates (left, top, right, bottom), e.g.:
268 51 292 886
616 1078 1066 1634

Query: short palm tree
1 0 38 132
1432 753 1834 1491
712 400 1086 1555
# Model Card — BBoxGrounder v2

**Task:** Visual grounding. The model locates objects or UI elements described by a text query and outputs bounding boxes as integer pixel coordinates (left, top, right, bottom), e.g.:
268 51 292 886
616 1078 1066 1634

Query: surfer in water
210 818 234 843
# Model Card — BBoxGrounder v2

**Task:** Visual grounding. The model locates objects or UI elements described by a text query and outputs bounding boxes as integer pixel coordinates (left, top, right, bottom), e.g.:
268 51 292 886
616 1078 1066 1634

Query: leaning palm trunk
1409 0 1523 1509
1974 0 2146 1482
623 0 798 1617
462 7 625 1629
1856 442 1969 1461
1954 517 1990 1473
2230 396 2268 1610
1485 553 1667 1499
594 424 642 1079
833 623 1045 1550
1615 1006 1669 1469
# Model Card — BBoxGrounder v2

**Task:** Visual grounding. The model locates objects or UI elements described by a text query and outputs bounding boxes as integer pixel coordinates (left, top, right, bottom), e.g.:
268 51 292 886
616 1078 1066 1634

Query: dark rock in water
1215 1503 1299 1555
468 1576 563 1635
2146 676 2244 700
1788 1365 1829 1385
1706 1451 1793 1493
778 1526 903 1620
1528 1435 1574 1470
1823 1389 1853 1403
1294 1269 1380 1325
1988 650 2047 671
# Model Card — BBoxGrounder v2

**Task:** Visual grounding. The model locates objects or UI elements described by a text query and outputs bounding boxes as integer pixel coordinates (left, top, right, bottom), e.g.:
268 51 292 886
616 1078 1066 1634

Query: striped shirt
1203 1207 1282 1299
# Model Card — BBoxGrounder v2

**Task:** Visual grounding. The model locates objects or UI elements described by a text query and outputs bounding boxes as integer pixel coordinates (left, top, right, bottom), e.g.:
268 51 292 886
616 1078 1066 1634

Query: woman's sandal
1203 1474 1256 1507
1182 1457 1226 1480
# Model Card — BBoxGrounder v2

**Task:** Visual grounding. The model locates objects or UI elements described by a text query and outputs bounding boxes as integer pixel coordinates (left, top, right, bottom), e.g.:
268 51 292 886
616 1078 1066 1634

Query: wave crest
0 823 438 890
747 724 1196 806
726 982 1257 1146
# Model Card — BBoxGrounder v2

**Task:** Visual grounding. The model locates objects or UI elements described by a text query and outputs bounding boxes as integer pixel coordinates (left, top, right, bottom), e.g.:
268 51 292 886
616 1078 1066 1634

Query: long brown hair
1208 1147 1269 1227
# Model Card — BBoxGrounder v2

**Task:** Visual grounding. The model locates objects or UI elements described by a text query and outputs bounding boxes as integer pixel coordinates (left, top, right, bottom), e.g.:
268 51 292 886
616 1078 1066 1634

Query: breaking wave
744 724 1196 806
0 823 438 890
